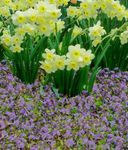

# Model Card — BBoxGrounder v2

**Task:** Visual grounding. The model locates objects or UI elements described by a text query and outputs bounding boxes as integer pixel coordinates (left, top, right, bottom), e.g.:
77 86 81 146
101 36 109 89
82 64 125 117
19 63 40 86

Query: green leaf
95 99 103 108
52 86 60 98
71 107 78 114
88 67 100 93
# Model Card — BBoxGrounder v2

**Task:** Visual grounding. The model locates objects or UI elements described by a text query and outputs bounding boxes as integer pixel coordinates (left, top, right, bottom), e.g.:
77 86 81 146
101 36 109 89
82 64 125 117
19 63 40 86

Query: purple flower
8 135 15 141
30 145 38 150
40 126 49 133
107 134 114 143
52 130 60 137
29 135 38 140
6 74 14 81
63 130 72 138
66 138 75 147
0 131 4 140
7 84 14 92
94 134 103 140
88 140 96 149
82 137 88 144
0 120 5 130
19 97 25 107
20 109 27 116
5 112 16 120
13 119 19 127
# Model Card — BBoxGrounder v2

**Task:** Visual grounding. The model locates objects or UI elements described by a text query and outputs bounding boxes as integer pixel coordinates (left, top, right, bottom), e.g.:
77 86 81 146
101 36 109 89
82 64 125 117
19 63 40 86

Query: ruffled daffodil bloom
89 21 106 47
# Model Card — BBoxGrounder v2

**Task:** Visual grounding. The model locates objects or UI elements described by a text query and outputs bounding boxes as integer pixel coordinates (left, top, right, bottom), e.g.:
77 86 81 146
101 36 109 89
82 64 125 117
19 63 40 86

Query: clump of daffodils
11 1 62 36
0 0 70 17
67 0 128 21
0 0 39 17
0 1 64 53
40 44 94 73
89 21 106 47
80 0 99 19
98 0 127 20
0 30 24 52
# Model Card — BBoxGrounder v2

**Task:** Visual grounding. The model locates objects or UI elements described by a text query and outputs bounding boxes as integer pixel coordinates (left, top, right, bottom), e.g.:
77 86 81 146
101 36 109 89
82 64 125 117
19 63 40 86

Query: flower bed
0 62 127 149
0 0 128 149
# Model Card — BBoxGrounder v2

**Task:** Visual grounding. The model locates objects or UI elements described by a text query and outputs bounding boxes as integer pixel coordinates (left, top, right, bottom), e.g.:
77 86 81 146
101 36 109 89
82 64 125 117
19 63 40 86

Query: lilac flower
19 97 25 107
29 135 38 140
77 129 85 136
30 145 38 150
88 140 96 149
63 130 72 138
0 120 5 130
94 134 103 140
52 130 60 137
7 74 14 81
20 109 27 116
8 135 15 141
5 112 16 121
7 84 15 92
16 139 25 149
13 119 19 127
0 131 4 140
82 137 88 144
107 134 114 144
65 138 75 147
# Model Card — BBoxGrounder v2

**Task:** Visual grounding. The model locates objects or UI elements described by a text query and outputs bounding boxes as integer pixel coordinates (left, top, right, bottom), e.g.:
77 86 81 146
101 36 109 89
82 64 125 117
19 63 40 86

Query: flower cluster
89 21 106 47
1 30 24 52
67 6 81 17
66 44 94 70
0 0 39 18
0 0 71 19
0 1 64 53
67 0 128 21
72 25 83 37
98 0 128 20
40 49 66 73
80 0 99 19
40 44 94 73
120 27 128 45
0 62 127 149
13 2 62 34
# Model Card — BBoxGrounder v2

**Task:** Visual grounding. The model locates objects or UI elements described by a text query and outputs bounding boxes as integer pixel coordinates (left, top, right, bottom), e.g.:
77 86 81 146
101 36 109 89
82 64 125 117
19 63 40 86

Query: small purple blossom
0 120 5 130
66 138 75 147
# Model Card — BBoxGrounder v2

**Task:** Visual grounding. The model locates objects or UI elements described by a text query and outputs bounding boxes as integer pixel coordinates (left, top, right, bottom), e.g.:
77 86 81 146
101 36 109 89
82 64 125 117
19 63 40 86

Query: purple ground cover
0 62 128 149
